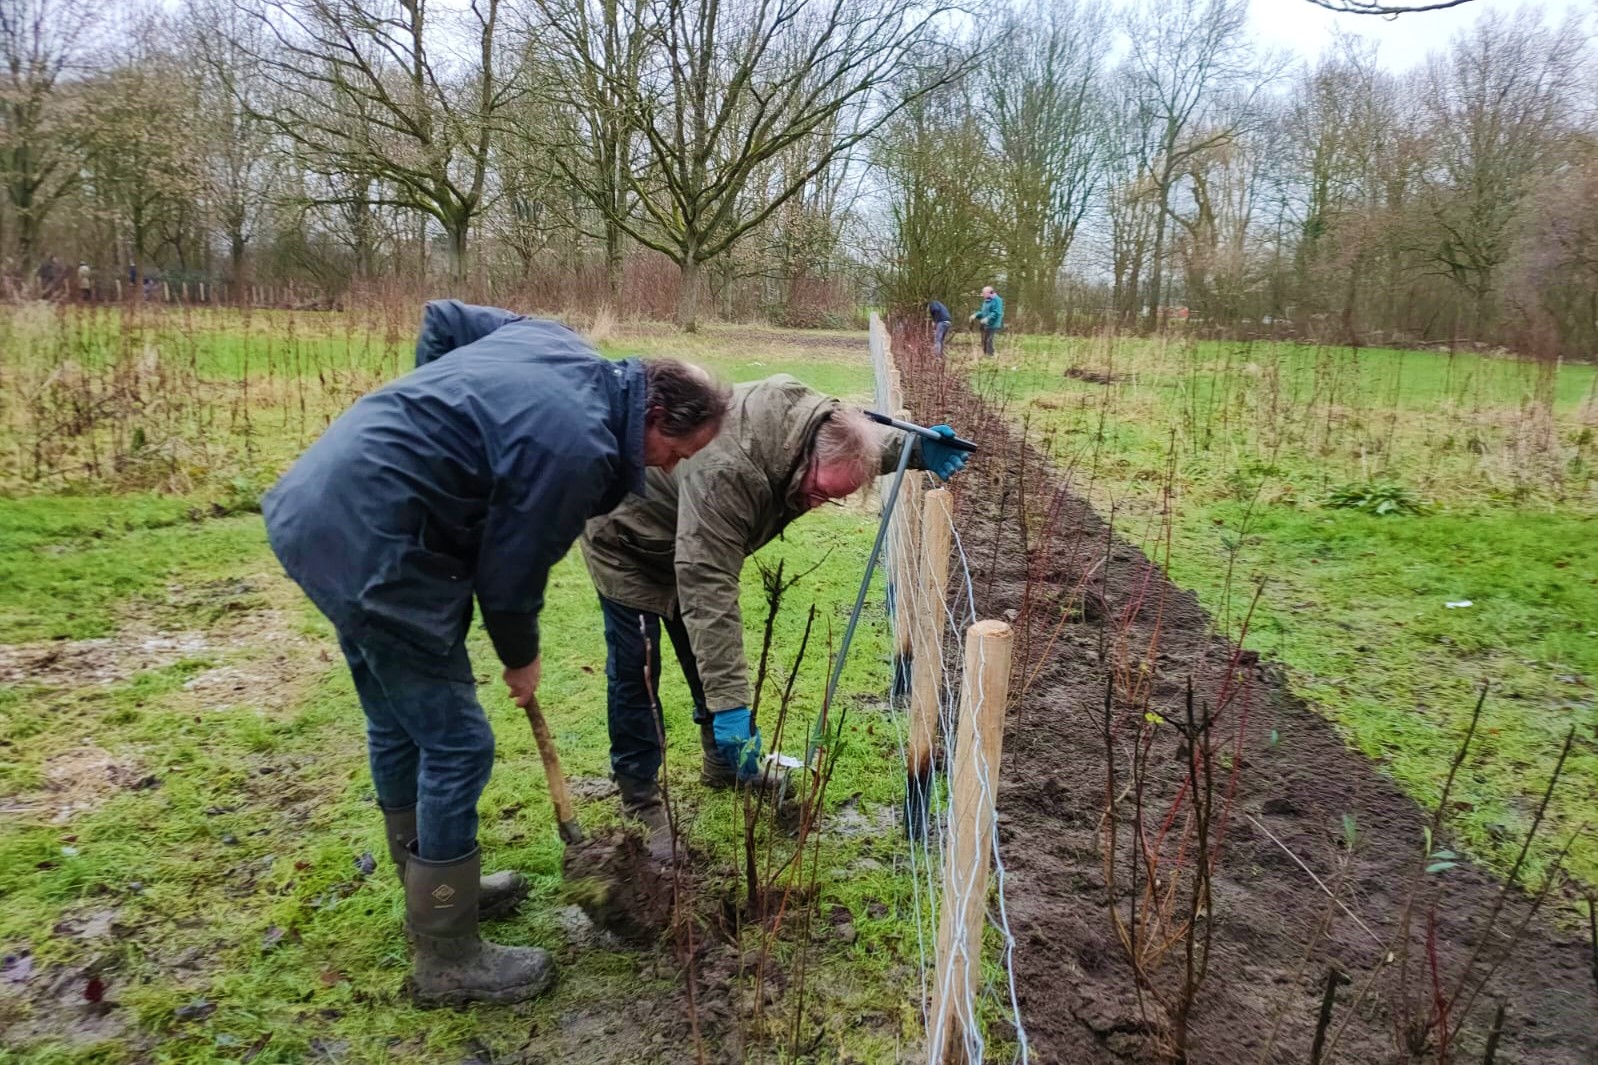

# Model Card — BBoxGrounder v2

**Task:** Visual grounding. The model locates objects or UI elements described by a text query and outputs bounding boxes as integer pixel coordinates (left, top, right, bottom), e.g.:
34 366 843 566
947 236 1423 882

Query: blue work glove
712 707 762 782
922 425 969 483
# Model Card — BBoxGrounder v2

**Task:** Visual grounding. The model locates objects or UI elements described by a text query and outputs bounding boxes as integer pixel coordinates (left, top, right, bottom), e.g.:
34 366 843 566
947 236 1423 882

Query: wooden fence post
928 619 1013 1065
890 408 922 697
905 486 952 838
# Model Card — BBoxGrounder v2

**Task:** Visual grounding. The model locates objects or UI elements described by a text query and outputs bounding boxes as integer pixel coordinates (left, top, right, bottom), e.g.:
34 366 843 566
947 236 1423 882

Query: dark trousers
599 594 710 782
338 632 493 861
981 325 996 356
933 320 951 357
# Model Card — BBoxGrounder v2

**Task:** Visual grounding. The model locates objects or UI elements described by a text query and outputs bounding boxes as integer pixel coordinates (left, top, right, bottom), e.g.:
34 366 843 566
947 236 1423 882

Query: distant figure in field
971 285 1003 356
36 257 59 299
928 299 951 358
128 262 138 285
77 262 92 302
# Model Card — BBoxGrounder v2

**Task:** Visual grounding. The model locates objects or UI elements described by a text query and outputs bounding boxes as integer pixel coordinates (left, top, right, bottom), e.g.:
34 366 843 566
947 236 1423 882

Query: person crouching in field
262 300 729 1006
580 374 971 856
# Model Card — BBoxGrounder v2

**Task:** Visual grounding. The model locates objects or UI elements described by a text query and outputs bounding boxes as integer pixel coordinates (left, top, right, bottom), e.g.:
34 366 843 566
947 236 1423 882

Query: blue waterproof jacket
928 300 950 325
976 293 1004 330
263 300 647 667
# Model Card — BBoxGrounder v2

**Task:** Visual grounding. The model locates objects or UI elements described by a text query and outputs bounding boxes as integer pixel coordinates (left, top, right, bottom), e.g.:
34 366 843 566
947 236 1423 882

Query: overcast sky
1248 0 1587 72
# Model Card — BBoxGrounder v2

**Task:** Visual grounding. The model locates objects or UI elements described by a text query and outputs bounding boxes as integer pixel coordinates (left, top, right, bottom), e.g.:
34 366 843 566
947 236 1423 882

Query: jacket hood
728 375 838 500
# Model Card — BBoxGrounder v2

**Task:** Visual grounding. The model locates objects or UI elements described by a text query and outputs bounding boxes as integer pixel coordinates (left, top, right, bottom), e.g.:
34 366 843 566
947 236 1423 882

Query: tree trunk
677 255 701 332
605 221 624 301
446 219 469 283
1146 198 1168 335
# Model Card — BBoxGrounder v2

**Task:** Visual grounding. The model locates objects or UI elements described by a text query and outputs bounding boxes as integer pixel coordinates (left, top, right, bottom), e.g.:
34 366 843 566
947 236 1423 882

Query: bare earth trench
903 345 1598 1064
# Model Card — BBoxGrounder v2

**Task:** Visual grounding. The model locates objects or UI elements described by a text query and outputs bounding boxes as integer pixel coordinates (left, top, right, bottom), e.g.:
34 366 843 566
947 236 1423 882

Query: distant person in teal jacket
971 286 1003 356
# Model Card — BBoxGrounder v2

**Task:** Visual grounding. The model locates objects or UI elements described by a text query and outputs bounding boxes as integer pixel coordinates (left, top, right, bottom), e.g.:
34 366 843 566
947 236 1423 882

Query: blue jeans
338 632 493 861
933 320 951 357
599 595 710 781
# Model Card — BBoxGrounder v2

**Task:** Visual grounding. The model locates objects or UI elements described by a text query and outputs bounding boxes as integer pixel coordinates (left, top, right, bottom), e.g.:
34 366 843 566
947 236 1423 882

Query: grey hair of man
811 407 879 489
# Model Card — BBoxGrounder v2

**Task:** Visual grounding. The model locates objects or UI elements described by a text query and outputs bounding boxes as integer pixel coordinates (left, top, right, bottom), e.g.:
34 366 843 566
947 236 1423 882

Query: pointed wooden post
928 619 1013 1065
905 486 952 839
890 408 922 700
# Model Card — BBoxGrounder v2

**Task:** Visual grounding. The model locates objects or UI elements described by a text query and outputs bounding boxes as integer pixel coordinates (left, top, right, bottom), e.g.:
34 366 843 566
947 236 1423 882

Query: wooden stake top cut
968 619 1012 641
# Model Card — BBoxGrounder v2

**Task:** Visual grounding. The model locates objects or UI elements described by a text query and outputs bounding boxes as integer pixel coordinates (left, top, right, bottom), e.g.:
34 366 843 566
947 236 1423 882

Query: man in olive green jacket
580 375 968 841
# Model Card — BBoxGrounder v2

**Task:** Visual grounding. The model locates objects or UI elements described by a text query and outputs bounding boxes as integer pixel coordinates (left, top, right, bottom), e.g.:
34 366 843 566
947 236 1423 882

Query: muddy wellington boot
383 806 528 920
615 773 675 862
699 723 739 789
405 845 554 1007
699 723 792 795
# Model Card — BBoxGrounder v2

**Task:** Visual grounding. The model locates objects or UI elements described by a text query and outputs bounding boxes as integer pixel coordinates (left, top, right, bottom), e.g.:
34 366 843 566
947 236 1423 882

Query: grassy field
977 330 1598 892
0 306 932 1064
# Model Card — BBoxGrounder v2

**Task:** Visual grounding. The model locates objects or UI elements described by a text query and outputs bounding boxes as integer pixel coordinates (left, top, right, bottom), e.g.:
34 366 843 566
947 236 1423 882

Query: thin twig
1243 813 1384 947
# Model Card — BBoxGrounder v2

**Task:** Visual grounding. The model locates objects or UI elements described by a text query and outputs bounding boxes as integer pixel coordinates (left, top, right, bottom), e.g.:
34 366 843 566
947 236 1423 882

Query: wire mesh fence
871 313 1030 1063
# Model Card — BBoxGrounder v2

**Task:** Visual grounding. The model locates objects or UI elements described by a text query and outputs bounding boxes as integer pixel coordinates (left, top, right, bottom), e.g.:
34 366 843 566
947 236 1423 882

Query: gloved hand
711 707 762 782
922 425 970 482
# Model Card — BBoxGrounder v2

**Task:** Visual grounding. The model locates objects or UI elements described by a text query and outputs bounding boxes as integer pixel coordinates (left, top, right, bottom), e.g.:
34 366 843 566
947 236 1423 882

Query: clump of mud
562 827 676 944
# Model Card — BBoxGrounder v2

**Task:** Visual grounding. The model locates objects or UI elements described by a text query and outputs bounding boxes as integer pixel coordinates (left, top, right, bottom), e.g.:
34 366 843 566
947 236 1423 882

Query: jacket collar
613 357 648 497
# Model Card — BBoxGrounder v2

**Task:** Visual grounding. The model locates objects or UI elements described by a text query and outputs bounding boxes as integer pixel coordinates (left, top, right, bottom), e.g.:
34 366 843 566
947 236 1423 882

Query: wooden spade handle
522 695 583 844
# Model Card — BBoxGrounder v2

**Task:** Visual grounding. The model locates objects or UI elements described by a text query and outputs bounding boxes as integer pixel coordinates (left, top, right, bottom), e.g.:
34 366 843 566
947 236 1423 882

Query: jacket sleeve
674 463 764 712
474 448 613 668
876 429 924 475
415 300 524 367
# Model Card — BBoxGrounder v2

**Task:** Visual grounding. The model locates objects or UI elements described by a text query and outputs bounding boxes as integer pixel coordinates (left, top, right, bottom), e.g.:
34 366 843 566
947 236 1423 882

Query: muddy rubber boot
383 806 528 920
698 723 739 789
405 845 554 1007
615 773 675 862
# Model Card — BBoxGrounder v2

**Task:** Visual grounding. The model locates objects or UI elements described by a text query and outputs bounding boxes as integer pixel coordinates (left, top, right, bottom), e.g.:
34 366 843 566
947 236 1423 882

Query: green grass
0 310 922 1063
988 331 1598 891
0 307 874 495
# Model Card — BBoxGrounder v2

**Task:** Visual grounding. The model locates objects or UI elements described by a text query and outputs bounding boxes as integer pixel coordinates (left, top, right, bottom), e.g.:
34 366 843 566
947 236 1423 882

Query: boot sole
477 885 530 922
412 970 555 1008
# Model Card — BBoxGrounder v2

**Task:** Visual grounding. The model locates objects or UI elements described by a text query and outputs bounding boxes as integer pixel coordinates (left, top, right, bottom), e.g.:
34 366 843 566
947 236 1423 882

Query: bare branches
1301 0 1478 13
533 0 973 328
235 0 517 278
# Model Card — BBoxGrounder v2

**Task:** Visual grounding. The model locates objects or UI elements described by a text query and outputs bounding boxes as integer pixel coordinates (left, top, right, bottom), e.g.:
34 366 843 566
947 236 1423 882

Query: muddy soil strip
901 340 1596 1064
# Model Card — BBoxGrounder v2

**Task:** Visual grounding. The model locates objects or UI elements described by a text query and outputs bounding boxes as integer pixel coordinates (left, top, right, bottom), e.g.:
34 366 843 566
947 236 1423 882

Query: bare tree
0 0 97 271
1121 0 1265 330
186 0 280 285
1416 9 1584 334
872 74 999 316
78 13 204 277
1280 36 1425 342
1301 0 1476 13
240 0 522 280
545 0 970 330
524 0 653 298
984 0 1108 331
1169 106 1267 323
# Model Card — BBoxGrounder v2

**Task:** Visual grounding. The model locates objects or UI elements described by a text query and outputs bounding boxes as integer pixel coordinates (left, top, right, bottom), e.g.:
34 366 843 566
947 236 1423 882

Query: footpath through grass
978 331 1598 892
0 308 920 1064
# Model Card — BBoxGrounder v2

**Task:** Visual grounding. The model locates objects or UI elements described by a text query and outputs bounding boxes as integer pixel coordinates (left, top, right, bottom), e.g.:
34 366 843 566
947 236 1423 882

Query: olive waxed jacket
581 375 913 711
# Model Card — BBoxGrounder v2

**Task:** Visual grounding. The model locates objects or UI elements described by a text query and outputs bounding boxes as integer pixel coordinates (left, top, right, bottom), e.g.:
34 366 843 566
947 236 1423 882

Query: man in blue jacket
263 301 729 1006
971 285 1004 356
928 299 952 357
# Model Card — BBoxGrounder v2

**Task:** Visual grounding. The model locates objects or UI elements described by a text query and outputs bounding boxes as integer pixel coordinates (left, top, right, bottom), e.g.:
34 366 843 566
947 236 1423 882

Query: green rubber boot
405 845 554 1007
616 772 675 862
698 723 739 789
383 806 528 920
